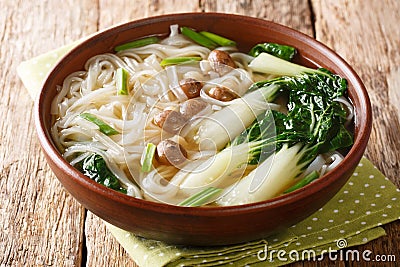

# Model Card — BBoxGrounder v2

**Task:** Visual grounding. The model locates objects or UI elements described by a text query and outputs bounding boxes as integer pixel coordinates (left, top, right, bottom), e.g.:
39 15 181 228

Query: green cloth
18 43 400 267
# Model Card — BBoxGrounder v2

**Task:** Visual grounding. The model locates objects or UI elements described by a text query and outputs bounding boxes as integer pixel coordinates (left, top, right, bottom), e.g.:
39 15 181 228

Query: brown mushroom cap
156 139 188 166
180 99 208 119
153 109 187 134
208 50 237 75
179 78 204 99
207 86 238 102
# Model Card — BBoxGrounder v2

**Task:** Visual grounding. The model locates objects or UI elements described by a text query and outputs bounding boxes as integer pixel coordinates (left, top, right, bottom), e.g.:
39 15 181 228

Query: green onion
178 187 222 207
140 143 156 172
160 56 202 67
283 171 320 194
114 36 159 52
180 27 218 49
116 67 129 95
199 31 236 47
80 113 119 136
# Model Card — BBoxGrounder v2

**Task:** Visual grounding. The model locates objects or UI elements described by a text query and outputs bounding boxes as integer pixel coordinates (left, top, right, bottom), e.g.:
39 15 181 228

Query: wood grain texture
0 0 96 266
1 0 398 266
200 0 314 36
312 0 400 266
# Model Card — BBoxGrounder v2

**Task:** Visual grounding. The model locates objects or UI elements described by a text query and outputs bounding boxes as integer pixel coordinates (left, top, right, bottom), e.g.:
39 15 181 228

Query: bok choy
76 153 127 193
248 52 330 77
185 84 280 151
216 68 353 205
185 51 337 151
179 59 353 204
249 43 296 61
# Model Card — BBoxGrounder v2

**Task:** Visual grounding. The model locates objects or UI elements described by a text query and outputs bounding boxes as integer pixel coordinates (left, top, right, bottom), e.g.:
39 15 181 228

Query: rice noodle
334 96 354 122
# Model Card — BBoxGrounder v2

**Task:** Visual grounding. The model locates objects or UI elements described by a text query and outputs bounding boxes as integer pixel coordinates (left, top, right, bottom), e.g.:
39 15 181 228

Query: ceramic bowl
35 13 372 245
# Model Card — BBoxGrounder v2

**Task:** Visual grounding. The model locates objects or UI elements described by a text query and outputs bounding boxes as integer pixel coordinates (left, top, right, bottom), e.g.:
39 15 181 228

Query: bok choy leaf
76 153 127 193
216 69 353 205
249 43 296 61
178 67 353 205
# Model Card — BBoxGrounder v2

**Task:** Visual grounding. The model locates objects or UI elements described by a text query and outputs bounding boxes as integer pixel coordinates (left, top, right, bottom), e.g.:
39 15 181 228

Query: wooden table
1 1 399 266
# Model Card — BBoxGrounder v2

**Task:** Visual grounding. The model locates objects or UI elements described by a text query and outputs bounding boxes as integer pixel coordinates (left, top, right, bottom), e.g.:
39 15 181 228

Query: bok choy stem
216 143 305 205
186 84 280 151
248 52 330 77
178 142 258 191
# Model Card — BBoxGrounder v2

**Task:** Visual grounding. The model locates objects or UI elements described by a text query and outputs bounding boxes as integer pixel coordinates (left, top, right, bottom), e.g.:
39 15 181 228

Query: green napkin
18 43 400 267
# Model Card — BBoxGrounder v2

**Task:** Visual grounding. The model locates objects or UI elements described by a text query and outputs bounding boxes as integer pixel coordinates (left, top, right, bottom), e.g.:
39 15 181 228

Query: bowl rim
35 12 372 217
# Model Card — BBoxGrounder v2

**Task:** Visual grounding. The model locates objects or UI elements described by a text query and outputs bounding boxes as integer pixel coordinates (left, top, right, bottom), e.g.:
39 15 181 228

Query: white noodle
334 96 354 122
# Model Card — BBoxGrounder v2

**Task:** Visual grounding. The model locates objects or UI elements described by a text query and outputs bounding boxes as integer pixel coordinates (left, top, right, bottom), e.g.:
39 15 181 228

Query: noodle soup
51 25 354 207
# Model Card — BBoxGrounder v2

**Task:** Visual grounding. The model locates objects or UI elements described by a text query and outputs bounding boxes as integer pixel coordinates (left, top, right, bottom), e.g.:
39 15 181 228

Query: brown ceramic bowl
35 13 372 245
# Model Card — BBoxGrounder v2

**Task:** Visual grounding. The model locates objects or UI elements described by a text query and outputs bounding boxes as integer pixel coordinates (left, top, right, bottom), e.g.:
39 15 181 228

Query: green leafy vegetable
160 56 202 67
178 187 222 207
248 68 352 156
179 64 353 205
140 143 156 172
215 69 353 205
180 27 218 49
80 113 119 136
199 31 236 46
249 43 296 61
283 170 319 193
76 153 126 193
114 36 159 52
116 67 129 95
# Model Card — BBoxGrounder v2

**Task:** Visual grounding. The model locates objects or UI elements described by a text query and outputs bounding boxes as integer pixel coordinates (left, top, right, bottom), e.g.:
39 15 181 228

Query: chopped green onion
80 113 119 136
283 171 320 194
114 36 159 52
116 67 129 95
199 31 236 47
140 143 156 172
160 56 202 67
178 187 222 207
180 27 218 49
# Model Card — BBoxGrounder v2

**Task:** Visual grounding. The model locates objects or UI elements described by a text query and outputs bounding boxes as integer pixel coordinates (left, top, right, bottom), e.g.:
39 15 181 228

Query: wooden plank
85 212 137 267
96 0 201 29
312 0 400 265
0 0 97 266
200 0 314 36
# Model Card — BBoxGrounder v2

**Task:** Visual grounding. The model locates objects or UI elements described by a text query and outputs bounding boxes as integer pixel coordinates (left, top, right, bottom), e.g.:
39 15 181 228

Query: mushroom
180 98 209 119
153 109 187 134
207 86 238 102
156 139 188 166
179 78 204 99
208 50 237 75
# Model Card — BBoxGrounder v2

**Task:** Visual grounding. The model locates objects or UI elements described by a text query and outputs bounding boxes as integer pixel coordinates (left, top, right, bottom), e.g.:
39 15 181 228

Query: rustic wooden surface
1 0 399 266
